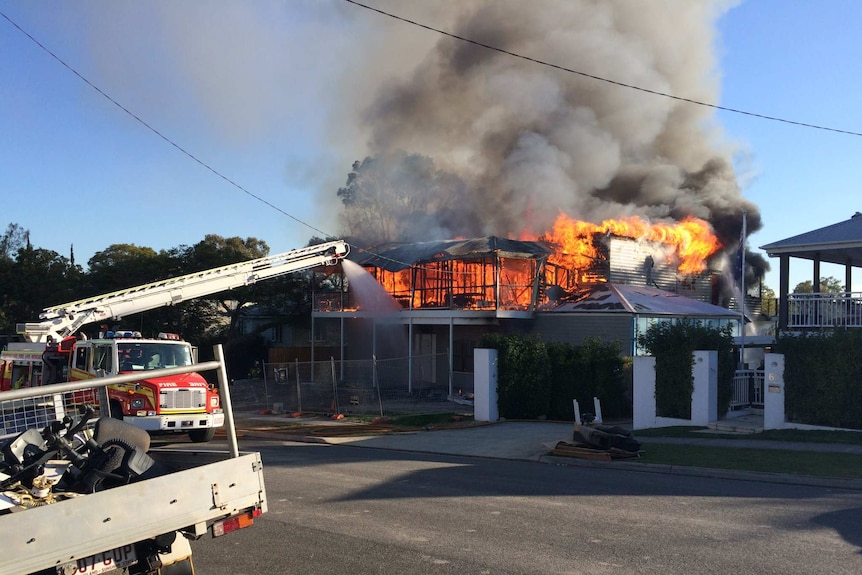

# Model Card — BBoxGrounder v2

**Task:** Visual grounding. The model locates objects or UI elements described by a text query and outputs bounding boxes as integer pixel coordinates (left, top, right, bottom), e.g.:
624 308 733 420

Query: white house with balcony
760 212 862 331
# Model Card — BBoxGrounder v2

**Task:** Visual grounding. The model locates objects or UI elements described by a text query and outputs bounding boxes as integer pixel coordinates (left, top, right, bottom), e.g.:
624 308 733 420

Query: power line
343 0 862 138
6 5 852 278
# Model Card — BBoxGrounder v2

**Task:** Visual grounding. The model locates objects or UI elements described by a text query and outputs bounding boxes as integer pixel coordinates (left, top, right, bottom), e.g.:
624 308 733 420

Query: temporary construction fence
260 353 468 417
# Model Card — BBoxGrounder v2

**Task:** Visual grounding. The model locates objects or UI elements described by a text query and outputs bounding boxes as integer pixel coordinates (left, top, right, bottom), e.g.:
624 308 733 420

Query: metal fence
1 390 106 440
1 351 235 445
259 353 467 417
730 369 764 410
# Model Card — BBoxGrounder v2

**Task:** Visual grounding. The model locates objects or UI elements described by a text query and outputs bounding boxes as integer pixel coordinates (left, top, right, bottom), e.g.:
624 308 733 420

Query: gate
731 369 764 410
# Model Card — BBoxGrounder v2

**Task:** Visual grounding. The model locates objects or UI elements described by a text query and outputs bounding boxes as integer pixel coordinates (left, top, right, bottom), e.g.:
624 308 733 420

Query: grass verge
632 443 862 479
634 426 862 445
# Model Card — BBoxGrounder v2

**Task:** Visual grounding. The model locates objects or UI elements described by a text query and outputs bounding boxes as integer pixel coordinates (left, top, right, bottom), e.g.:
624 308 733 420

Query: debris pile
550 423 642 462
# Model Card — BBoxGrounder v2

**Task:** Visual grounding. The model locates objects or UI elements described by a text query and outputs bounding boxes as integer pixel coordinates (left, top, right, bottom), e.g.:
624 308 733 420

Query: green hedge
480 334 629 420
775 330 862 429
636 320 735 419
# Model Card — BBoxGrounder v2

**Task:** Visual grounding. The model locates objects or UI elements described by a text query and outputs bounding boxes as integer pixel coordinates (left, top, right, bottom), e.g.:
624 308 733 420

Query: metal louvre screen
160 388 206 410
254 353 465 417
0 386 108 440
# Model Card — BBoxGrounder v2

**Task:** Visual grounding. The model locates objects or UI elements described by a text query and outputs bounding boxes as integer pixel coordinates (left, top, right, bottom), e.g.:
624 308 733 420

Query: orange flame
358 214 722 313
535 214 722 276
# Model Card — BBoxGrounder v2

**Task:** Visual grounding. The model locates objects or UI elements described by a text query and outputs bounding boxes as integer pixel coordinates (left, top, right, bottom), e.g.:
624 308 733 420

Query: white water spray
341 259 401 314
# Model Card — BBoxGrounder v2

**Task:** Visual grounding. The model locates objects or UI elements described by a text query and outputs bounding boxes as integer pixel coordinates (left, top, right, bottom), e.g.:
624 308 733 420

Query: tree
336 152 472 246
86 244 168 292
80 244 177 337
760 283 777 316
179 235 272 339
793 276 844 294
0 223 29 261
0 231 318 368
0 244 82 335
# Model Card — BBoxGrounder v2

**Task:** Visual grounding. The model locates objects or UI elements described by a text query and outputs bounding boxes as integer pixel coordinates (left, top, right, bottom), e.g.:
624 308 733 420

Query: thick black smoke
338 1 766 280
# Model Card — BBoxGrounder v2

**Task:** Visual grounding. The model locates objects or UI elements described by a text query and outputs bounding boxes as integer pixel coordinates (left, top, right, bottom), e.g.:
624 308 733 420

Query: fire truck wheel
109 399 124 420
188 427 215 443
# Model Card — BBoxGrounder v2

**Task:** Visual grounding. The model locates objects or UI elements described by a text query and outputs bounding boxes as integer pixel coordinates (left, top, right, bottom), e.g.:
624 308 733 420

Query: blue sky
2 1 861 292
716 1 862 289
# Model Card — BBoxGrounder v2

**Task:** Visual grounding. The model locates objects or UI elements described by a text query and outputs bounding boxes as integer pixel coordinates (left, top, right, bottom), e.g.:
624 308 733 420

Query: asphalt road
187 438 862 575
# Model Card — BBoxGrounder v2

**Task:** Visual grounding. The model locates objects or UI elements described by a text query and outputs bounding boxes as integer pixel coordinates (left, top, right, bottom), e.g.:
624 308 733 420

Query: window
75 346 90 371
94 345 113 373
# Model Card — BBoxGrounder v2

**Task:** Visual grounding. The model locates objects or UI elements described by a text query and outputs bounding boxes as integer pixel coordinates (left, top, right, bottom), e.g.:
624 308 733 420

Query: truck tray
1 449 267 575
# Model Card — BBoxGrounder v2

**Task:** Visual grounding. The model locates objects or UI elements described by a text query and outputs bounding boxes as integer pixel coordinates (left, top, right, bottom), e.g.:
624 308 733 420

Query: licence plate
57 544 137 575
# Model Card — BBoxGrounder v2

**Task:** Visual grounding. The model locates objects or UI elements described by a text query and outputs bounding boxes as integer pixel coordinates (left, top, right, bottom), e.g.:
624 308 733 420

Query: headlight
210 396 220 407
130 398 146 409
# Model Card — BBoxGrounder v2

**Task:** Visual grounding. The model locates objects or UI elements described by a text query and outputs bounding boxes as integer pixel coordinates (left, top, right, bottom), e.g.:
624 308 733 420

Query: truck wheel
188 427 215 443
109 399 124 420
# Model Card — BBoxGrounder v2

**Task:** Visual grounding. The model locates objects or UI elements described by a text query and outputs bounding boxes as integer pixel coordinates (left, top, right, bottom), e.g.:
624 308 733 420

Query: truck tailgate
1 450 267 575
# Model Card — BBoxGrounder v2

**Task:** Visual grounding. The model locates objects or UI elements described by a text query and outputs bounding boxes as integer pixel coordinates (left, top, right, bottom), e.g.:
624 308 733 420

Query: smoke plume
340 0 766 280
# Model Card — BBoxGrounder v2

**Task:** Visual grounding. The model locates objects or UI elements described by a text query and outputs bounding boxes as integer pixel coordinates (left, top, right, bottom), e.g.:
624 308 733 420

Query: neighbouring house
760 212 862 331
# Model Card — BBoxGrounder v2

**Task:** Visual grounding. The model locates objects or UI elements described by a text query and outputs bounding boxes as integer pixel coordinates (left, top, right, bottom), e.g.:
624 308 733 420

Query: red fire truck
0 240 349 441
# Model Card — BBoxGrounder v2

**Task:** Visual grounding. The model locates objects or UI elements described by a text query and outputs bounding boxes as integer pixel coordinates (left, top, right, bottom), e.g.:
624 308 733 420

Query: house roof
546 283 741 317
759 212 862 265
351 236 554 272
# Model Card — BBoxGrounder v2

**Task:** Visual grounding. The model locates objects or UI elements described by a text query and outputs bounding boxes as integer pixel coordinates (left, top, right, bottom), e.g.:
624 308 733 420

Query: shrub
637 320 735 418
481 335 629 420
481 334 550 419
776 330 862 429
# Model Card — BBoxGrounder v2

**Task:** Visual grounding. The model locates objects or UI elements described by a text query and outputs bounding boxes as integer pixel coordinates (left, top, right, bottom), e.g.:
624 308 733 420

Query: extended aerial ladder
18 240 350 343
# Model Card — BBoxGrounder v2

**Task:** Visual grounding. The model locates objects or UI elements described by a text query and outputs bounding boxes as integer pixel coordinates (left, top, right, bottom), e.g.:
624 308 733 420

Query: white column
763 353 786 430
691 350 718 426
473 348 499 422
593 397 603 423
632 356 656 430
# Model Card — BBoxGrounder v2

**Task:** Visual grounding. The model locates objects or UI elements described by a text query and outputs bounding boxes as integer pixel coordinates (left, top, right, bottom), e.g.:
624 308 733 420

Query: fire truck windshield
117 342 193 371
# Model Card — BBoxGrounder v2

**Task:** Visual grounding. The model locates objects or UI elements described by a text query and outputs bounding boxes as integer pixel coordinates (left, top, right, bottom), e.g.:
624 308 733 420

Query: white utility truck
0 345 264 575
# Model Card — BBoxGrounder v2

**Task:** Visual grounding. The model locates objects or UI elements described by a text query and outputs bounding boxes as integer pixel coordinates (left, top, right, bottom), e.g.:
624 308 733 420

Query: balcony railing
787 292 862 328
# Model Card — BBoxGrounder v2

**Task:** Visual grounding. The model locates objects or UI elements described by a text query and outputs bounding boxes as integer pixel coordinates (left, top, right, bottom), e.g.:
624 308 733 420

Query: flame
536 213 721 277
353 213 722 313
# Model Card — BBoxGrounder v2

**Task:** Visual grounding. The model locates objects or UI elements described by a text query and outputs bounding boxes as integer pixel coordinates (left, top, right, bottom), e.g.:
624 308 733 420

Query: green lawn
632 443 862 479
628 426 862 479
634 426 862 444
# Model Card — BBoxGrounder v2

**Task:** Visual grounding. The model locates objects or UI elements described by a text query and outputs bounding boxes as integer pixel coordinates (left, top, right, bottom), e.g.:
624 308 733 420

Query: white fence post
634 351 718 430
473 348 499 422
691 350 718 426
593 397 603 423
763 353 786 430
632 356 657 430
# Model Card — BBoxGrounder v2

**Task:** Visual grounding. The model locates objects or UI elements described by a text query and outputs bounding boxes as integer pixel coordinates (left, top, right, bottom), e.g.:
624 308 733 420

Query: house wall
334 317 409 361
268 345 341 363
528 313 633 353
608 237 713 302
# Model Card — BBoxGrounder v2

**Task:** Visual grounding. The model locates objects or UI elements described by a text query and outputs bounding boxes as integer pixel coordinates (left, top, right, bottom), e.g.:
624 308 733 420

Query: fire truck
0 240 350 442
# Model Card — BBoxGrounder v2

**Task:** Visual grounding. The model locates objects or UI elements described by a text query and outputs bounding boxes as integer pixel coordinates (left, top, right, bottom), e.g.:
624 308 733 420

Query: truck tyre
110 399 124 420
188 427 215 443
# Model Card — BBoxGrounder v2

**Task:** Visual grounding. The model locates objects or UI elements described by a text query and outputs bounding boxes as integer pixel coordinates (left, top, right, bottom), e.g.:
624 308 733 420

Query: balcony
787 292 862 329
313 291 525 313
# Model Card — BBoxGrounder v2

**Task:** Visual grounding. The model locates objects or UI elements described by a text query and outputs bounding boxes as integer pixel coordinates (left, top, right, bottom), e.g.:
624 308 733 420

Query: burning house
294 2 772 403
310 216 741 399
